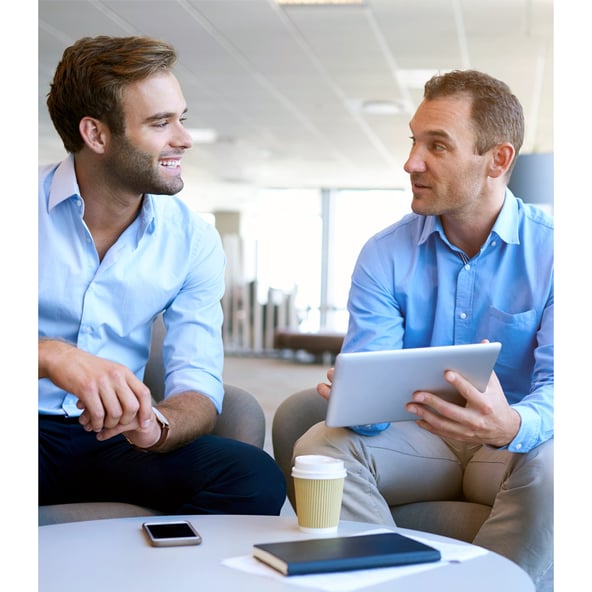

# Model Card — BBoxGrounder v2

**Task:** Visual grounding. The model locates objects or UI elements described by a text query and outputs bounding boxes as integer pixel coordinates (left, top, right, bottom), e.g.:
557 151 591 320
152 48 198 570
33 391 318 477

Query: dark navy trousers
39 416 286 515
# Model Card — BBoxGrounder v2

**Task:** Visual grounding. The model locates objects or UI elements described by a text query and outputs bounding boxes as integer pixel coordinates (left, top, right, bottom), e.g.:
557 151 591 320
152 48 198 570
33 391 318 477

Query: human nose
172 123 193 150
403 145 425 174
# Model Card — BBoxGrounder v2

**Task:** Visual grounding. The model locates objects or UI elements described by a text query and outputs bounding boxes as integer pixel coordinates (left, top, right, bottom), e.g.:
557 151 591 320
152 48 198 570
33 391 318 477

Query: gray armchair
39 316 265 526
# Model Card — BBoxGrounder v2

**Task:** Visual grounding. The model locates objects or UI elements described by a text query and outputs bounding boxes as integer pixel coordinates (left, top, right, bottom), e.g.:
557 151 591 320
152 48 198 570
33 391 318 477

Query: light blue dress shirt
38 156 226 416
343 191 553 453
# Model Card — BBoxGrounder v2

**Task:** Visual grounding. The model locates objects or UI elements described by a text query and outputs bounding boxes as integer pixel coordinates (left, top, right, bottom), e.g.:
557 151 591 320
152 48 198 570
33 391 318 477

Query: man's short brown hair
424 70 524 174
47 36 177 154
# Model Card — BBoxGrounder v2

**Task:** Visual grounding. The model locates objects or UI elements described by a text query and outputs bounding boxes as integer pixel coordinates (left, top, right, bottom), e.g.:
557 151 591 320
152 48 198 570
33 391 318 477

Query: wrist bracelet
125 406 170 452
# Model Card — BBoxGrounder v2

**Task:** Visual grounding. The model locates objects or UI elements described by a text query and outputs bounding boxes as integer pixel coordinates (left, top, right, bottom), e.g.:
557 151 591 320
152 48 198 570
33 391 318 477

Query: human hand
96 409 162 448
405 369 521 447
316 367 335 400
39 339 153 434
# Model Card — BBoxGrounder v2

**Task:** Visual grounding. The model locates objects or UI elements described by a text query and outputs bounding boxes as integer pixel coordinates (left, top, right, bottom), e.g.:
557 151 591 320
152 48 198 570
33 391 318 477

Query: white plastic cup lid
291 455 347 479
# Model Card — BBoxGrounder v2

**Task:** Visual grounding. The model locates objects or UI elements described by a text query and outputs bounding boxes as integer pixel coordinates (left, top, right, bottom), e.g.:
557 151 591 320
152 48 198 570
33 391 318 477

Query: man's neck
74 155 144 260
440 188 506 258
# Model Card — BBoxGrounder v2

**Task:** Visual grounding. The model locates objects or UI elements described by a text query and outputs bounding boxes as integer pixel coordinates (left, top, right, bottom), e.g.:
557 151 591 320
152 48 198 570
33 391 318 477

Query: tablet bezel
325 342 502 427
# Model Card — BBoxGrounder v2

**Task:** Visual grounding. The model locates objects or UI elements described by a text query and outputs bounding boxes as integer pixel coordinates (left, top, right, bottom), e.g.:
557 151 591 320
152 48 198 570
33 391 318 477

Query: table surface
39 514 535 592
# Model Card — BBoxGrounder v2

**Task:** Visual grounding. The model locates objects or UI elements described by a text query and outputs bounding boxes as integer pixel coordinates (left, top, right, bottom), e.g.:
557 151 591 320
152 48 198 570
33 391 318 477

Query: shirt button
516 443 522 450
491 240 497 247
459 312 467 320
464 264 471 270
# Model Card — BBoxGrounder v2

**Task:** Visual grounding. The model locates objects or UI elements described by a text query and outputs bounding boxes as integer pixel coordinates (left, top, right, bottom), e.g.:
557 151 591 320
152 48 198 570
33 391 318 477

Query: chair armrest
214 384 266 448
272 388 328 507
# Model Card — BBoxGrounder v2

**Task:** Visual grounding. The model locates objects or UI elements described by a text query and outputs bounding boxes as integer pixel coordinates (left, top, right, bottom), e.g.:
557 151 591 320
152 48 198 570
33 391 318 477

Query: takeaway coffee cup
291 455 347 534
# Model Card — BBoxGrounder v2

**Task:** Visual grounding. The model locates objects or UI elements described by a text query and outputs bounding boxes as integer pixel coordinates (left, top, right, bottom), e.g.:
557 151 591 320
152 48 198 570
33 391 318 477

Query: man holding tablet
291 70 553 587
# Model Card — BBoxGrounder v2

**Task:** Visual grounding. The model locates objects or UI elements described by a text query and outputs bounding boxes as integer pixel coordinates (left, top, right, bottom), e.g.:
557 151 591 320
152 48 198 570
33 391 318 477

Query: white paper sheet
222 529 488 591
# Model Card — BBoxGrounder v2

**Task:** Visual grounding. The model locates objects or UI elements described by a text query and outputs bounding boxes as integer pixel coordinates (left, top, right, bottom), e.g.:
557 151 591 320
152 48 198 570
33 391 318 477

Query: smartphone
142 521 202 547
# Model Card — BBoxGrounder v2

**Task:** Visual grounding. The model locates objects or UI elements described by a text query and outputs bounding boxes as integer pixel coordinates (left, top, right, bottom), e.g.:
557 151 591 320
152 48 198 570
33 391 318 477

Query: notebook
325 342 501 427
253 532 441 576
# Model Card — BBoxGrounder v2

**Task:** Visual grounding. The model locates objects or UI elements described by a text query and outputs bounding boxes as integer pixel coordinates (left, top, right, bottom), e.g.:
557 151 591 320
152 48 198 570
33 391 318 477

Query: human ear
488 143 515 179
79 117 108 154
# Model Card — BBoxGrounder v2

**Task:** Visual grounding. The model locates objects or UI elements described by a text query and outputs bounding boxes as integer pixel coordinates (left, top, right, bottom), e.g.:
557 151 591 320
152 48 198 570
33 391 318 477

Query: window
324 189 412 332
208 186 411 349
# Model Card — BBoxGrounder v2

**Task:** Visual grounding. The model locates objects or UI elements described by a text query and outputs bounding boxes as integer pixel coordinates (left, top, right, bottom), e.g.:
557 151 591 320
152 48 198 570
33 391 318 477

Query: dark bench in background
273 329 344 363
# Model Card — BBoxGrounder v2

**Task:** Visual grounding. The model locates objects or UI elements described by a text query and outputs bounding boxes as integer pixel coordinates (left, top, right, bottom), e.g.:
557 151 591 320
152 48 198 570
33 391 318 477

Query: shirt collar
417 188 520 247
47 154 81 211
47 154 157 235
490 188 520 245
139 193 157 235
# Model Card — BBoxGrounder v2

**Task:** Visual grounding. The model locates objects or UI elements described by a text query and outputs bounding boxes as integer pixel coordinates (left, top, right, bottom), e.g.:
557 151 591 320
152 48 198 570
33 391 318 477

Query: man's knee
293 422 353 460
226 444 287 514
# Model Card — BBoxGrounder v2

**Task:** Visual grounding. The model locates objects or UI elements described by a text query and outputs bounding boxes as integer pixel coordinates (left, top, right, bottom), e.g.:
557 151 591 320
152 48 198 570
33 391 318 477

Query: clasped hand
40 340 157 444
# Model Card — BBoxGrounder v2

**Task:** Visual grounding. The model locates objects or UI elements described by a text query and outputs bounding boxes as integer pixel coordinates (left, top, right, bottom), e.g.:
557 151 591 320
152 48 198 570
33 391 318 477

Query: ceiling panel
38 0 554 212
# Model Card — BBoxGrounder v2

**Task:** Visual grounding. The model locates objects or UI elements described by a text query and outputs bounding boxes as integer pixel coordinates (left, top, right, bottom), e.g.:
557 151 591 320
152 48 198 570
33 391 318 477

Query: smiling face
403 94 495 219
104 71 193 196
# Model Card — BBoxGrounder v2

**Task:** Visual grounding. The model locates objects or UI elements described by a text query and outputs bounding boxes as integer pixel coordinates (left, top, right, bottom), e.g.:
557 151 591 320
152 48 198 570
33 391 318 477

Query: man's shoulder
520 201 554 231
372 212 430 244
150 194 204 225
149 194 220 245
515 201 554 254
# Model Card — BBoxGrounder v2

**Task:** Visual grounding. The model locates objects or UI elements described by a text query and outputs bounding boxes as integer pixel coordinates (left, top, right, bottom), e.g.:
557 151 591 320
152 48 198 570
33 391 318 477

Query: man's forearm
38 338 74 379
151 391 217 452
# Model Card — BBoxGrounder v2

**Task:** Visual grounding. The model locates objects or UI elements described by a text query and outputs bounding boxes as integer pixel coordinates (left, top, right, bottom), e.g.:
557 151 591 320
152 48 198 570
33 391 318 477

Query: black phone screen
145 522 198 539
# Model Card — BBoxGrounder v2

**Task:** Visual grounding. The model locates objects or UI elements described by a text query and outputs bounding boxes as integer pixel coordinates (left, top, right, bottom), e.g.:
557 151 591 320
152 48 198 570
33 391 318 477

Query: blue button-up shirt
38 156 226 415
344 191 553 453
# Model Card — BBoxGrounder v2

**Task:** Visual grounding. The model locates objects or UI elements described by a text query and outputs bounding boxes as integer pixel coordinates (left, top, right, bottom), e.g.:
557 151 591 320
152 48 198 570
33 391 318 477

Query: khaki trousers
294 421 553 585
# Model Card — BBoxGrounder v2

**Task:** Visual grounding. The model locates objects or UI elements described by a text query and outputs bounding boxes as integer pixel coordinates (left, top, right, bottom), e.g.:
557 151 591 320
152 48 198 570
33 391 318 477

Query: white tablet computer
325 342 501 427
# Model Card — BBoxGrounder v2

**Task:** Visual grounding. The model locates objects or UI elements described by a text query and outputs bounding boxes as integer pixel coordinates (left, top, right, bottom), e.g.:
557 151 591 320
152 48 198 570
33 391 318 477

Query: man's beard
106 134 185 196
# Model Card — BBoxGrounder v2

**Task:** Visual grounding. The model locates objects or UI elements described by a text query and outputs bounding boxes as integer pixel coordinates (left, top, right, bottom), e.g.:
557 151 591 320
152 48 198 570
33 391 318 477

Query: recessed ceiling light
361 100 406 115
397 69 445 89
349 99 409 116
275 0 365 5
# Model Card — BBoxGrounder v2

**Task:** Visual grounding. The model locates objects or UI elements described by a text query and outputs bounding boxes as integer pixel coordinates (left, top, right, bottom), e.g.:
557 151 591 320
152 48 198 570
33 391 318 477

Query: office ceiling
38 0 554 212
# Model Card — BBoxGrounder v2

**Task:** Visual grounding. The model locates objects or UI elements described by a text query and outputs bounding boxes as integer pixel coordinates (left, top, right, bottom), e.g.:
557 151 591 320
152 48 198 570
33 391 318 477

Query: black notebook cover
252 532 442 576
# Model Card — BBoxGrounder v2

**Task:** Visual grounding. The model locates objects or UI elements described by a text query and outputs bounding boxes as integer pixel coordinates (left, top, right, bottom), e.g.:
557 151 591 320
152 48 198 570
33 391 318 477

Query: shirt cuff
506 404 541 453
349 422 391 436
